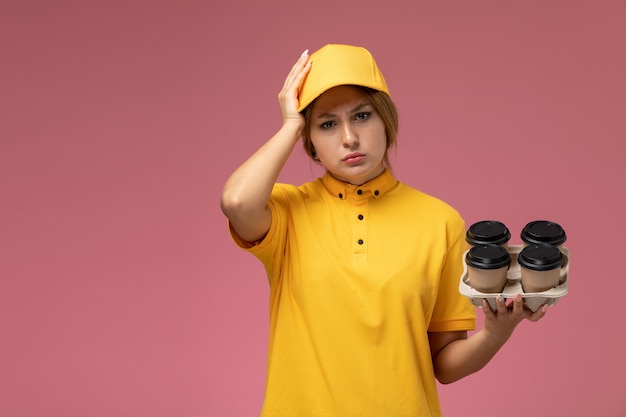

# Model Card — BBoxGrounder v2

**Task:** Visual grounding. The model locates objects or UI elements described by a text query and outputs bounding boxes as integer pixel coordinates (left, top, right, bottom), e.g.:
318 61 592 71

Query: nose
341 123 359 148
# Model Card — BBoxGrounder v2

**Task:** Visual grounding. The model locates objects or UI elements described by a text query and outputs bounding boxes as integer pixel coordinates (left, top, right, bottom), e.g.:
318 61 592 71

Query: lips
342 152 365 162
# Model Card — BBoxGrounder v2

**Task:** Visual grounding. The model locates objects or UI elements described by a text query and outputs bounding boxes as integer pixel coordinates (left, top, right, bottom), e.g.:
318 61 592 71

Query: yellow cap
297 44 390 112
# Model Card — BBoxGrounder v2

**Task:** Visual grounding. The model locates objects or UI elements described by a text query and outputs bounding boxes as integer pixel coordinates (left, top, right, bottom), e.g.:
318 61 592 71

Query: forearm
432 328 510 384
220 120 304 242
221 121 301 215
432 294 548 384
220 51 312 242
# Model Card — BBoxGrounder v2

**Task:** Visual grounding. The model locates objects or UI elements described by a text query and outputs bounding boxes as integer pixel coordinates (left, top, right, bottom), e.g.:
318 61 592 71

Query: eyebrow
315 102 372 119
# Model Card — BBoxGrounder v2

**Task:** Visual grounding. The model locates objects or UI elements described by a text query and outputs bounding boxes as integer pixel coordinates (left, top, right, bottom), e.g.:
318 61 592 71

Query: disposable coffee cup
465 244 511 293
520 220 567 248
518 244 564 293
466 220 511 248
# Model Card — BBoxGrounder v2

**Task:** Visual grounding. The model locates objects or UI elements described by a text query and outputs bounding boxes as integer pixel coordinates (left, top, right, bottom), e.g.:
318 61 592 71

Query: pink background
2 0 625 416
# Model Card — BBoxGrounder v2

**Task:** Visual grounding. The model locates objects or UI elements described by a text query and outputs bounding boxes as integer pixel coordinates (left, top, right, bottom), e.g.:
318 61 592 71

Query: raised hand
278 50 312 130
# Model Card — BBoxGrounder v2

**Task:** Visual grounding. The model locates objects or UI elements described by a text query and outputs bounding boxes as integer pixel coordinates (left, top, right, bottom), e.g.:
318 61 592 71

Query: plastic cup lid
518 244 564 271
465 244 511 269
520 220 567 246
466 220 511 246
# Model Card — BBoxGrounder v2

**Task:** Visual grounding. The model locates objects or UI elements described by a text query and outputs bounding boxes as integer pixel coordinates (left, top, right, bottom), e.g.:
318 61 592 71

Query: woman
221 44 547 417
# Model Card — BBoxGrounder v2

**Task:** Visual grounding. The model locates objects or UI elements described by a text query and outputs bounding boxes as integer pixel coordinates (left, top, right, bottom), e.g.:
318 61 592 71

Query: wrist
280 119 304 141
480 327 512 349
281 117 304 133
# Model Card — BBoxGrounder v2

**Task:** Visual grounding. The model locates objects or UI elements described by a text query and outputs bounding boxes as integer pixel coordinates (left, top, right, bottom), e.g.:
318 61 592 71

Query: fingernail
541 304 550 313
516 294 522 302
301 49 309 58
498 294 505 303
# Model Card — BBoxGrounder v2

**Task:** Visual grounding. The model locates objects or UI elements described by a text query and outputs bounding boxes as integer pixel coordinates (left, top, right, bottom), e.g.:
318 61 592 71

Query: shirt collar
321 169 398 200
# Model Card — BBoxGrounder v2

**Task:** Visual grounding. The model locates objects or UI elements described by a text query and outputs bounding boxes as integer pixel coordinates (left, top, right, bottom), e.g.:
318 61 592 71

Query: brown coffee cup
518 244 564 292
465 244 511 293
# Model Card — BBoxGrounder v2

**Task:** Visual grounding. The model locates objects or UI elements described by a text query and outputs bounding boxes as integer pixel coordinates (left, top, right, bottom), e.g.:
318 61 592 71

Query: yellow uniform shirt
230 169 476 417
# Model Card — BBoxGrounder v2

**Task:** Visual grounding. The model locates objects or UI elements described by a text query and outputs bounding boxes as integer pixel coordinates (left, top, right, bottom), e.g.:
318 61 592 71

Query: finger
526 303 549 322
482 298 496 318
282 50 311 90
290 59 312 93
496 294 508 314
279 54 312 112
287 50 309 77
512 293 524 318
278 52 313 120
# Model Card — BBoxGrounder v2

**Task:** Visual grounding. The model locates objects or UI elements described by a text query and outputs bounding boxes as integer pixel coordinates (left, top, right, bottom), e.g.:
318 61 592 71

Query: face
309 86 387 185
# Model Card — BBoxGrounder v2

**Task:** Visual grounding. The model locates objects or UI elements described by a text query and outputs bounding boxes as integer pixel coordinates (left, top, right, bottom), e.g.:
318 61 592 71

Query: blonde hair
301 87 399 170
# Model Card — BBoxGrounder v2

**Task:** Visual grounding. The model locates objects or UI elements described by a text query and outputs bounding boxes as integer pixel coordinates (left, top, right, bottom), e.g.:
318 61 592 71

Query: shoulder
390 182 466 237
270 178 325 203
396 182 461 216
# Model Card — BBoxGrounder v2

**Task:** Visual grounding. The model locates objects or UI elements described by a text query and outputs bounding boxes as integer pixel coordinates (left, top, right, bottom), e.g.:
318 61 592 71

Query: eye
319 120 335 129
355 112 371 121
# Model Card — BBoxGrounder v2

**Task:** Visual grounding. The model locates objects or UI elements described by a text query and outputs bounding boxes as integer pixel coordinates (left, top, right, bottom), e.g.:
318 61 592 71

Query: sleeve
428 214 477 332
226 184 291 280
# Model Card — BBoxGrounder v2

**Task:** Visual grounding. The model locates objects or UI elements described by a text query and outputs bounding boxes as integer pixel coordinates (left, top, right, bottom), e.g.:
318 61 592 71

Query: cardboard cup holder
459 245 569 312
